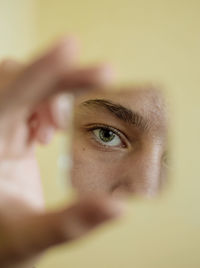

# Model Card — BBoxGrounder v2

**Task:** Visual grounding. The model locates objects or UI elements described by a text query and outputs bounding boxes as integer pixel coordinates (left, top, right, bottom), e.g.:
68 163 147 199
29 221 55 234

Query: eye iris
99 129 115 142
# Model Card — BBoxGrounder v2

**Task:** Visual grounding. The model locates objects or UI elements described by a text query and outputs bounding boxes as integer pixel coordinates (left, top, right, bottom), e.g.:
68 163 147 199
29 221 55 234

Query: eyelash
85 124 129 149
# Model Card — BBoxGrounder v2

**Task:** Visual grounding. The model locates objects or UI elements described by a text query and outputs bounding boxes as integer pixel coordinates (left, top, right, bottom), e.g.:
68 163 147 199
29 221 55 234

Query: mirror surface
70 87 168 198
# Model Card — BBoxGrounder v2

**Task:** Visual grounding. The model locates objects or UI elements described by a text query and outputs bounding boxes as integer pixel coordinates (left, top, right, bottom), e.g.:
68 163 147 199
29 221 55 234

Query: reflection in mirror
70 87 168 198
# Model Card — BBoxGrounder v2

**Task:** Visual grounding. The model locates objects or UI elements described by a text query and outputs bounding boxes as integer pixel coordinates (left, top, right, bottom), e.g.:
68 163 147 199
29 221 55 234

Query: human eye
87 125 128 148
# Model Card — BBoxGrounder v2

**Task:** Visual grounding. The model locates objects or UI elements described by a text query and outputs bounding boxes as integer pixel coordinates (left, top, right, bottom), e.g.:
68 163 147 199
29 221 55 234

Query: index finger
0 38 114 117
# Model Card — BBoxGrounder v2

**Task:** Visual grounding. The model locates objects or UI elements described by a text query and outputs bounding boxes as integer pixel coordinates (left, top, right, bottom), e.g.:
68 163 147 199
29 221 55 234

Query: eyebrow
81 99 150 131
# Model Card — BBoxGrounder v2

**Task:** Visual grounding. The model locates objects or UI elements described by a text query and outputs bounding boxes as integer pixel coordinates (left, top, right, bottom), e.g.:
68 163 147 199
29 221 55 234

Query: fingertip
84 64 115 86
94 196 125 219
94 63 115 84
57 35 81 51
0 59 23 72
47 36 80 68
77 195 125 223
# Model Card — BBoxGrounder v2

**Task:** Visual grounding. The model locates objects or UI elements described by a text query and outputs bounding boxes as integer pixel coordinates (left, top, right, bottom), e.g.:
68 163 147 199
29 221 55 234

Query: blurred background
0 0 200 267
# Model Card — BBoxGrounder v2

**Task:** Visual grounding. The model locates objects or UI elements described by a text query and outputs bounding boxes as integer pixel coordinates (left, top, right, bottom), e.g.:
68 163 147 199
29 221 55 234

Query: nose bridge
124 143 162 196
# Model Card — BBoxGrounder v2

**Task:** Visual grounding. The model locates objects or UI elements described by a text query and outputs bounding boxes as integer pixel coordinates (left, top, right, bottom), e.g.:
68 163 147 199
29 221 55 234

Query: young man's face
71 88 168 197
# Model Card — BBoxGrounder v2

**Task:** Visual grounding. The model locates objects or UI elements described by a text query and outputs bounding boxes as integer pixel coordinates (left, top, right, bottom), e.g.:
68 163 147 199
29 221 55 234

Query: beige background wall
0 0 36 59
0 0 200 267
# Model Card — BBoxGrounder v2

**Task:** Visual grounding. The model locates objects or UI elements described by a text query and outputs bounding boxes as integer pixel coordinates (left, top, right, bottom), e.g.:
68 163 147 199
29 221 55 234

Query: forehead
75 87 168 134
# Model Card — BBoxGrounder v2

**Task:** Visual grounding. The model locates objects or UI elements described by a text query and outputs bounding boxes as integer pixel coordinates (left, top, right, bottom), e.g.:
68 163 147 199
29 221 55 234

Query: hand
0 38 123 268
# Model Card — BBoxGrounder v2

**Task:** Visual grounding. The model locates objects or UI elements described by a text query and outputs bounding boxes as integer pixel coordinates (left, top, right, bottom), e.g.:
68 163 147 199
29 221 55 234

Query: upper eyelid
84 123 130 141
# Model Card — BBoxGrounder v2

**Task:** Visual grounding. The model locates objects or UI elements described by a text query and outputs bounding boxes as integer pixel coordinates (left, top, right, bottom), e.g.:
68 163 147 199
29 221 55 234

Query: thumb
1 196 124 266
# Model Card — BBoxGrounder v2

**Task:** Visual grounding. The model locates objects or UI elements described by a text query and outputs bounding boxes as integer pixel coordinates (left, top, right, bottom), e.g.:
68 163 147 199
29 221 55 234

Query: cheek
71 144 122 194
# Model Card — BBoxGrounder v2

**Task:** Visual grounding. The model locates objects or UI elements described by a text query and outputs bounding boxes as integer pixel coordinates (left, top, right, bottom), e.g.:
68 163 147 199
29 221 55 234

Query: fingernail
104 199 126 219
49 37 80 66
55 94 74 129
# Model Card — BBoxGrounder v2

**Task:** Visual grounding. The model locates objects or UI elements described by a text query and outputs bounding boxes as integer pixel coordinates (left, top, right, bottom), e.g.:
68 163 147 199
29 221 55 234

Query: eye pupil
99 129 115 142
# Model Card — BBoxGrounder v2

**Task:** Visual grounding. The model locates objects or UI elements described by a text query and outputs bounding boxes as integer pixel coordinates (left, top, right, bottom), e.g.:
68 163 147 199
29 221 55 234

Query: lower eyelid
89 129 127 149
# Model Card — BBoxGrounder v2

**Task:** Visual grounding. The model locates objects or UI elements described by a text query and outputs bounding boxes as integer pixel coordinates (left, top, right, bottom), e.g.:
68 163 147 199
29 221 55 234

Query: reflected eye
93 128 123 147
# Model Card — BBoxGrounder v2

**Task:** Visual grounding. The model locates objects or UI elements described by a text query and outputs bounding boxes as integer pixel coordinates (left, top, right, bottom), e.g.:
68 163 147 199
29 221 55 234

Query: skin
0 38 123 268
72 88 168 197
